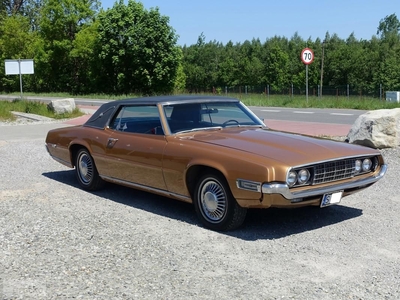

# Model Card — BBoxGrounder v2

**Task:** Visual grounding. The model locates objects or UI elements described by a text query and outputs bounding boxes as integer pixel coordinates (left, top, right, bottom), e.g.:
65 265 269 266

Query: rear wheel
194 172 247 231
75 148 104 191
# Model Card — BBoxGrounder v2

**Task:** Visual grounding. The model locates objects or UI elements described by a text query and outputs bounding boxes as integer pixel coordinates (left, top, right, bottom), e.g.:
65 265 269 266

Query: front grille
313 159 357 185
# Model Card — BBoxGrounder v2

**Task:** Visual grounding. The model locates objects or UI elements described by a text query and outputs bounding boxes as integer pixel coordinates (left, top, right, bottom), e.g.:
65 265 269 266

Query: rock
346 108 400 149
47 98 76 114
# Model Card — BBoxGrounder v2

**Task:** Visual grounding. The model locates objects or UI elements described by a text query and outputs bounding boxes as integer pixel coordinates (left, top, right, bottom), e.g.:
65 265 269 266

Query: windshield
163 101 265 133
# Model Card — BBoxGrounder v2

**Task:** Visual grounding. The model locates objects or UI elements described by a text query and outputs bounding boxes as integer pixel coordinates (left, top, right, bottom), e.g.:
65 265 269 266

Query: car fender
186 153 272 201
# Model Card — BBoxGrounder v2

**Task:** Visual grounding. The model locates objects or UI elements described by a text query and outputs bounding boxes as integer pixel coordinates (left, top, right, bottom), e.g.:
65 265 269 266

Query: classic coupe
45 95 387 231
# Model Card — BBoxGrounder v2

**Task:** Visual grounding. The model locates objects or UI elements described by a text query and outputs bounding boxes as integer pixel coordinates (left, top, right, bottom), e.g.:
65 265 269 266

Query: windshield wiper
223 124 265 128
175 127 222 134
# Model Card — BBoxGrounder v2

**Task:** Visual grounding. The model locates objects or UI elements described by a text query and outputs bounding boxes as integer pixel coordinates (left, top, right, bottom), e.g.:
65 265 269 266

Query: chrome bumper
262 164 387 200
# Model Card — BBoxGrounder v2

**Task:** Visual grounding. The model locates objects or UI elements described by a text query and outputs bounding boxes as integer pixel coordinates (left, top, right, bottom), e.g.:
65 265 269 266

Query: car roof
84 95 240 129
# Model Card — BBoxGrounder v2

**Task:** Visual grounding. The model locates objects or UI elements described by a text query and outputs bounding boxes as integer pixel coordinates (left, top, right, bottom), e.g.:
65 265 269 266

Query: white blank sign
5 59 34 75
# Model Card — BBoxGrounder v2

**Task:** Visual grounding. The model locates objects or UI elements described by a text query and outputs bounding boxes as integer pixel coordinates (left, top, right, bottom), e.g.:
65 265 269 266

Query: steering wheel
222 119 239 127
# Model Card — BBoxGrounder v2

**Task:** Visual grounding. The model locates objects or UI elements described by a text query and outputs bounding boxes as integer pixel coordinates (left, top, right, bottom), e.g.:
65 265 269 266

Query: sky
100 0 399 46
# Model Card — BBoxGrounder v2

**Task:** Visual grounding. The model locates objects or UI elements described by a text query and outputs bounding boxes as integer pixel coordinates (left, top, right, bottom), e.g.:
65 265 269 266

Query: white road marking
259 109 355 117
330 113 354 116
261 110 281 112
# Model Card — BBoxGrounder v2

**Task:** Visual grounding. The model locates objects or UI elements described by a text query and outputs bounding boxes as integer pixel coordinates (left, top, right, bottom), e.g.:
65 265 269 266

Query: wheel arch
186 164 228 199
69 142 91 168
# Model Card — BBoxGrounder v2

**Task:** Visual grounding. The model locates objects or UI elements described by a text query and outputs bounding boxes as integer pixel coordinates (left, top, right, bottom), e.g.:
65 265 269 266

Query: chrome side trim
262 164 387 200
100 175 192 202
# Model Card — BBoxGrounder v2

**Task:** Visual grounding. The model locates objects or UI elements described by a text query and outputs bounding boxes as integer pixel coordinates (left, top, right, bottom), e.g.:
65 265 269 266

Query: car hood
182 128 378 166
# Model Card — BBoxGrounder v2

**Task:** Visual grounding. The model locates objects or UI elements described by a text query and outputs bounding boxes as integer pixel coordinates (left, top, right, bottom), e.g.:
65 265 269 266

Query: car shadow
229 205 362 240
42 170 363 241
42 169 198 223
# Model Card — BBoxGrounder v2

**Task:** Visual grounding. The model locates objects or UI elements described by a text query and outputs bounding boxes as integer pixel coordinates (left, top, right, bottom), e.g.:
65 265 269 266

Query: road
250 106 366 125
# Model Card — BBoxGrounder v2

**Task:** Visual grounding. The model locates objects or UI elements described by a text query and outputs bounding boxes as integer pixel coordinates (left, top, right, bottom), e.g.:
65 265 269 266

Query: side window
109 105 163 135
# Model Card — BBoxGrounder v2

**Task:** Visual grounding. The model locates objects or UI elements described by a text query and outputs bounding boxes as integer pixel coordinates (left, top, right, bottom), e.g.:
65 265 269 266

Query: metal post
347 84 350 100
380 84 382 101
19 59 23 99
306 64 309 103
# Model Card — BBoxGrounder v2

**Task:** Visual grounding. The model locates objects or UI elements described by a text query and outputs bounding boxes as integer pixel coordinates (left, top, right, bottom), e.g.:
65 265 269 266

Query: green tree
236 39 264 87
94 0 181 94
321 33 348 89
263 36 291 91
182 33 207 92
373 13 400 92
35 0 99 92
342 34 372 92
217 41 239 87
173 59 186 92
70 19 99 94
286 32 306 90
377 13 400 40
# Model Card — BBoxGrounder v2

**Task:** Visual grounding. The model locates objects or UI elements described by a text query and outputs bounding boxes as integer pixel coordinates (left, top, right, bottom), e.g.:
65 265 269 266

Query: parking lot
1 121 400 299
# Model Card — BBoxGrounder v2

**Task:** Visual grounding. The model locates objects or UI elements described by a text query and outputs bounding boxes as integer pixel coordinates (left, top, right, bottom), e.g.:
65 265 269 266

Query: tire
75 148 104 191
194 172 247 231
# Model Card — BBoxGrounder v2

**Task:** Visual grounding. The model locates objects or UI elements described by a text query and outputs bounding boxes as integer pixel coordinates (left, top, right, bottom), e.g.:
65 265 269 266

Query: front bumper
262 164 387 200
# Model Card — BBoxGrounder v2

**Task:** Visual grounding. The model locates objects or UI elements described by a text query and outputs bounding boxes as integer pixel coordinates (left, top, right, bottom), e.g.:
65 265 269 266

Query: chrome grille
313 159 356 185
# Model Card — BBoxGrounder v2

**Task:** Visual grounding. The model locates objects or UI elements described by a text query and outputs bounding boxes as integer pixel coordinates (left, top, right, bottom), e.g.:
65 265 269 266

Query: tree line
0 0 399 97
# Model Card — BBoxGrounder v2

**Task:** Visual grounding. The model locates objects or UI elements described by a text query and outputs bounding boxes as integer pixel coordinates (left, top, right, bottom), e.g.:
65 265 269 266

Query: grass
0 98 84 121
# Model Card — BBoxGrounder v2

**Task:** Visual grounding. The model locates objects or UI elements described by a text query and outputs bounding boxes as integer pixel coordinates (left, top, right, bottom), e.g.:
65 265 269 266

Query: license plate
320 191 343 207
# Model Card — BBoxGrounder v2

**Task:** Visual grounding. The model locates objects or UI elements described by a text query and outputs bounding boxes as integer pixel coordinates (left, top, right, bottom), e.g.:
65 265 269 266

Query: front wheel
75 148 104 191
194 172 247 231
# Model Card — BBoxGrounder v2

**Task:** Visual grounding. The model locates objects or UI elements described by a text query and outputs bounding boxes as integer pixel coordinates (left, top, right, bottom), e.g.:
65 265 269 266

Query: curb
11 111 54 122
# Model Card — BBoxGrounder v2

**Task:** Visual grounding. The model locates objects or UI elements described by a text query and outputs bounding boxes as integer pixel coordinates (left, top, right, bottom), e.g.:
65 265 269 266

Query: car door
103 105 167 190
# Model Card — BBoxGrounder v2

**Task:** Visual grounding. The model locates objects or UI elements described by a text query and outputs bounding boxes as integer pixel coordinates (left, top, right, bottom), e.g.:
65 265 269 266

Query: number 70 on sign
301 48 314 65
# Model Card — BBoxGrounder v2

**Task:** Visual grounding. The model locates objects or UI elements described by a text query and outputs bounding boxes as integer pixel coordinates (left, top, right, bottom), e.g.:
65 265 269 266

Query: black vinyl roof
84 95 239 129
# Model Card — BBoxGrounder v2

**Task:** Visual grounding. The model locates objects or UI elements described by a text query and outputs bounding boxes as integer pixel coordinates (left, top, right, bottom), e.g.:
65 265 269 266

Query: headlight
355 160 362 173
297 169 310 185
287 171 297 187
362 158 372 172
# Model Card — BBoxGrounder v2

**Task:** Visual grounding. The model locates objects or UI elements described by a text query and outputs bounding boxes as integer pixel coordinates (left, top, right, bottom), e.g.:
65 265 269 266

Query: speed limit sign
301 48 314 65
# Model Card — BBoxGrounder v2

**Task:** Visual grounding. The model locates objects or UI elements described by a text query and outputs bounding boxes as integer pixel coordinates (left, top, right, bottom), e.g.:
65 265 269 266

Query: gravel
1 120 400 300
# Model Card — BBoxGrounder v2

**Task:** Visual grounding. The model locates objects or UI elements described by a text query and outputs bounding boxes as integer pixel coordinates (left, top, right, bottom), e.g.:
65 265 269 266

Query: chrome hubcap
78 152 93 184
204 191 218 211
200 180 227 222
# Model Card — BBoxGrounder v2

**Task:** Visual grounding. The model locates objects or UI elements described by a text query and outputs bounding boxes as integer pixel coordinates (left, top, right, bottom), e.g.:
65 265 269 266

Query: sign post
5 59 34 99
301 48 314 103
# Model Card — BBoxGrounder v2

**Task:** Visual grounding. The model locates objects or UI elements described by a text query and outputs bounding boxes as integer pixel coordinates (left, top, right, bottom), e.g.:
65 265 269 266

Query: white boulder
346 108 400 149
48 98 76 114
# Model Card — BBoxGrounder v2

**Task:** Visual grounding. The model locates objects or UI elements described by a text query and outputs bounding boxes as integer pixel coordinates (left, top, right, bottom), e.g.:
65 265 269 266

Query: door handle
106 138 118 149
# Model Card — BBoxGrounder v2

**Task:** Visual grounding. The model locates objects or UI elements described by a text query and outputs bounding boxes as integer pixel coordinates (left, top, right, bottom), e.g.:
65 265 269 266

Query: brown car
45 96 387 231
